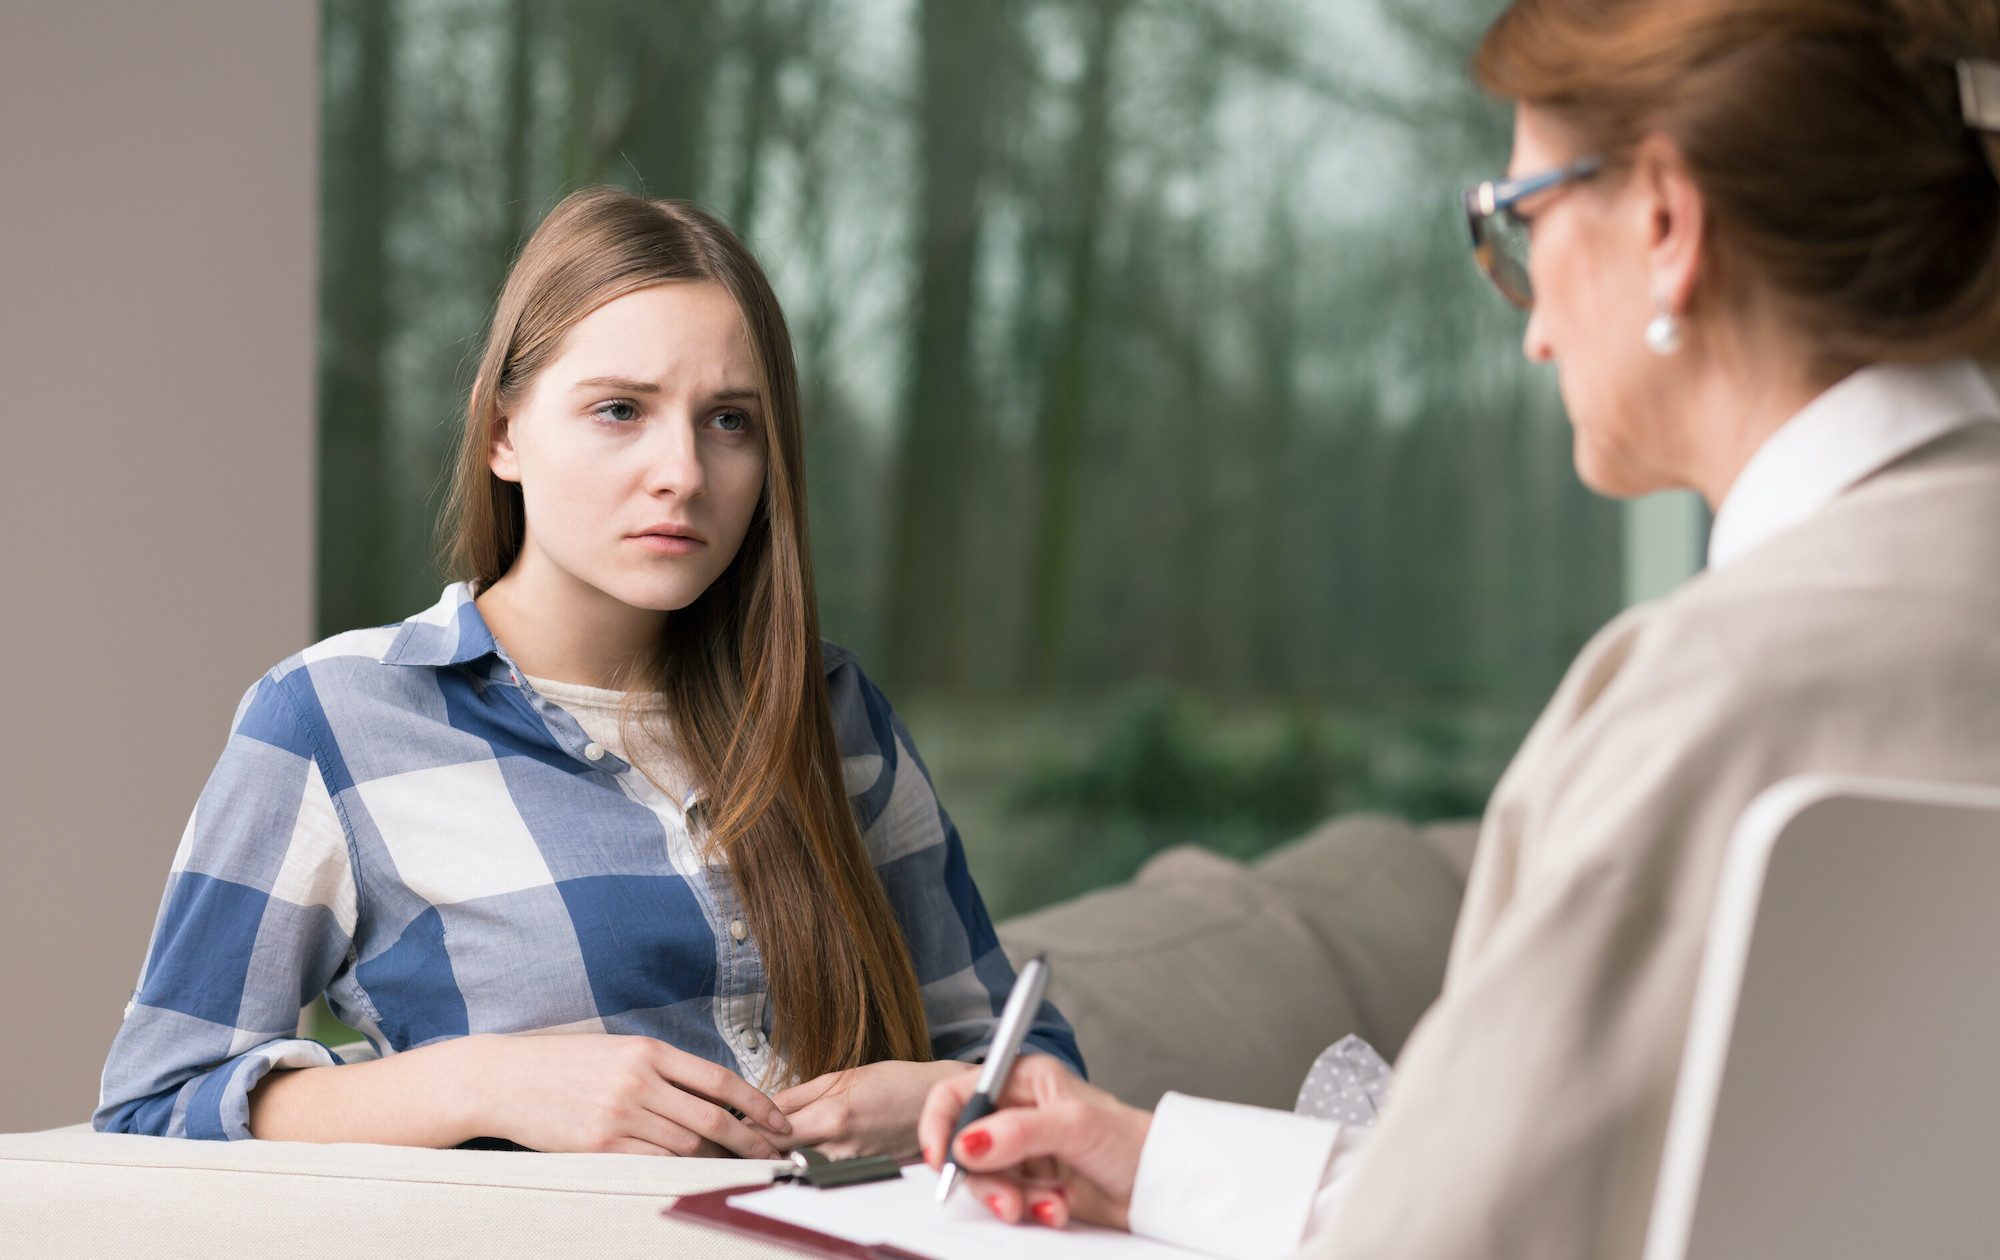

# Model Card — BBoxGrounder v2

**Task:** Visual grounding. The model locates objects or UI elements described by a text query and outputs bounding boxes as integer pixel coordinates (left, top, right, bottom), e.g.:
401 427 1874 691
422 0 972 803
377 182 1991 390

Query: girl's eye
592 400 640 424
711 409 752 434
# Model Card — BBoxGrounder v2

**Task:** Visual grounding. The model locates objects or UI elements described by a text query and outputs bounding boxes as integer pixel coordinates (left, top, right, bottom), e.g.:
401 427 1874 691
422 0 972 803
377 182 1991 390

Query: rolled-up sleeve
824 649 1085 1076
95 671 360 1140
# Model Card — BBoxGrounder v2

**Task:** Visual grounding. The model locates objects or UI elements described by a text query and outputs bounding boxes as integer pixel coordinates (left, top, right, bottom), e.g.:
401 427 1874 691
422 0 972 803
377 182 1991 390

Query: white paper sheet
730 1164 1209 1259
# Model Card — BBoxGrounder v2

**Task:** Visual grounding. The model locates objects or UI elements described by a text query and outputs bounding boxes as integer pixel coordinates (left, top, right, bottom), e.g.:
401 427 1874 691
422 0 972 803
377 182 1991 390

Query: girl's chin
591 574 709 615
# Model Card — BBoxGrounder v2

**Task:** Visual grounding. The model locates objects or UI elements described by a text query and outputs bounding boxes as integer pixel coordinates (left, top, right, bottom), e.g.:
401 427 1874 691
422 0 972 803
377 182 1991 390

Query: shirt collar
380 581 508 668
1708 358 2000 569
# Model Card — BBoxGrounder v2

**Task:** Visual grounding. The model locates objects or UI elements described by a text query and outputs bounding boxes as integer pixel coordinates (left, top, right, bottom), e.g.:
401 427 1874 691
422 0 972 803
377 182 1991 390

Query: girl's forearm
247 1033 502 1147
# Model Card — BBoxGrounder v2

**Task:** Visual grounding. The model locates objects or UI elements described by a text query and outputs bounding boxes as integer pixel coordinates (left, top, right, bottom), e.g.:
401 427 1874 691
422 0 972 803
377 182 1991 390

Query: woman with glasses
917 1 2000 1256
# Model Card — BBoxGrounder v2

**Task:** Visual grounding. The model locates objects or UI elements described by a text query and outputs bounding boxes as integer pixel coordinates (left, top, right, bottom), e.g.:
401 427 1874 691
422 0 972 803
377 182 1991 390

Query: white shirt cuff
1127 1092 1348 1260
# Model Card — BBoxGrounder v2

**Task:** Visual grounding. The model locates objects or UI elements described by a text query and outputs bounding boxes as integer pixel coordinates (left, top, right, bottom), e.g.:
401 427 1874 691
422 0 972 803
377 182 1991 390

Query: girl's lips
630 533 704 555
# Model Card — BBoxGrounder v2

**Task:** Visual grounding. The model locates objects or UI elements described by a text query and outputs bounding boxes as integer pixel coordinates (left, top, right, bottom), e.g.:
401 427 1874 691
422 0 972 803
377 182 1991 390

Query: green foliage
1007 687 1350 834
969 687 1521 915
1362 711 1504 820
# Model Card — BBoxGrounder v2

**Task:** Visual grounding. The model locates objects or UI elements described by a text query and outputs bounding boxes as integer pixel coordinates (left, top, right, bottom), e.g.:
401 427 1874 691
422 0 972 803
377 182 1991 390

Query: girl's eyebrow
571 375 659 394
570 375 759 404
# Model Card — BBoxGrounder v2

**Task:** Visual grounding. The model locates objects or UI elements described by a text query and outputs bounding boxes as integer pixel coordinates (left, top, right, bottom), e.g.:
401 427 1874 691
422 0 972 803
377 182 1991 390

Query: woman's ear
1633 132 1707 315
489 413 522 483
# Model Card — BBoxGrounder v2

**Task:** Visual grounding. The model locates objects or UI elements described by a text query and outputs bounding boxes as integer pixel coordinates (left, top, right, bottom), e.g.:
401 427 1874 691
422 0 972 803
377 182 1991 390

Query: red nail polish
1032 1199 1059 1226
986 1194 1007 1218
961 1129 992 1158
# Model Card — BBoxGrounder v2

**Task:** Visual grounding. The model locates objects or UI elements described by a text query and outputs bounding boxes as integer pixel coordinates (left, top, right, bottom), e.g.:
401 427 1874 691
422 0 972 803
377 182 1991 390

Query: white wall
0 1 317 1132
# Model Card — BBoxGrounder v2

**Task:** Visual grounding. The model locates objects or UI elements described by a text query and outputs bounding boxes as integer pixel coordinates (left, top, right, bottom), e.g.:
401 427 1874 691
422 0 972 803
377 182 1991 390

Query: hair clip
1960 58 2000 132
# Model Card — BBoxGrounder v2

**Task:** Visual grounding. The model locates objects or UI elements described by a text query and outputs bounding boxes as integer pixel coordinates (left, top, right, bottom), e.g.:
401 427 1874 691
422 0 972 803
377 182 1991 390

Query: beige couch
0 814 1476 1257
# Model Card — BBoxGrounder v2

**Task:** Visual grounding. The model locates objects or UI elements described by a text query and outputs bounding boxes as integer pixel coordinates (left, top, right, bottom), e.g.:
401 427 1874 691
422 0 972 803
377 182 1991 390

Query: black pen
936 953 1051 1206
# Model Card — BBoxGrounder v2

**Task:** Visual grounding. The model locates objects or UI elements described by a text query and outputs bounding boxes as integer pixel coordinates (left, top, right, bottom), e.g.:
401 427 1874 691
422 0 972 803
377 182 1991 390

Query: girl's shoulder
229 585 487 742
819 640 918 773
819 639 881 748
818 643 940 840
820 639 859 676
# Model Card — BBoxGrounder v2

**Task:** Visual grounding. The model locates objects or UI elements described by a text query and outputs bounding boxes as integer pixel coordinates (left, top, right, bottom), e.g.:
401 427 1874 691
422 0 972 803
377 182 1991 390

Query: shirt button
744 1033 760 1051
729 919 747 942
583 742 605 761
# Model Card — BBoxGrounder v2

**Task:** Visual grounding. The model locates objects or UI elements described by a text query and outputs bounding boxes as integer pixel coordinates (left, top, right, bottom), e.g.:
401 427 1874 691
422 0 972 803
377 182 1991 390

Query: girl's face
490 280 769 616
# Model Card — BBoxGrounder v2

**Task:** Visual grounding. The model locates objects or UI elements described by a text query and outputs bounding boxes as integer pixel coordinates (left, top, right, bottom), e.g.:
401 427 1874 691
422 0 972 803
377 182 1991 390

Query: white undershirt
521 674 701 815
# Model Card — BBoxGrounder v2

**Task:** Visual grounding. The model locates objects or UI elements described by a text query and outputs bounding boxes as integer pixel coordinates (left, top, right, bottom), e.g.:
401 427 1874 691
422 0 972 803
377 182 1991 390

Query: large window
319 0 1642 920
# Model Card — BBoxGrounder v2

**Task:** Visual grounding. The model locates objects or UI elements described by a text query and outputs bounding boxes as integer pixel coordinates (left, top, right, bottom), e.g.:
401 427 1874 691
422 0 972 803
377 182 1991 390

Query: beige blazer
1308 425 2000 1259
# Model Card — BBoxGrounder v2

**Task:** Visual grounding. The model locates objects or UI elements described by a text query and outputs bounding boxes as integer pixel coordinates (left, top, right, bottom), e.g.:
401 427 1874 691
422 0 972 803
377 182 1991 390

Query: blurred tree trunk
614 0 716 199
558 1 714 198
561 0 616 187
1023 0 1128 686
882 0 1012 694
1160 214 1221 687
728 0 781 233
1250 194 1301 693
491 0 537 294
318 0 396 635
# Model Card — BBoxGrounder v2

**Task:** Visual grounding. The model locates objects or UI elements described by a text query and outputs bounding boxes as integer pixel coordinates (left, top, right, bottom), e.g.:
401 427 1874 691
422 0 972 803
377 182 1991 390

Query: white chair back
1645 775 2000 1260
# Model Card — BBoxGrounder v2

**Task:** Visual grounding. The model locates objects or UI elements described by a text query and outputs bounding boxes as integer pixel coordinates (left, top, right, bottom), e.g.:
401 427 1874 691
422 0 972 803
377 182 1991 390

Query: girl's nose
643 416 706 498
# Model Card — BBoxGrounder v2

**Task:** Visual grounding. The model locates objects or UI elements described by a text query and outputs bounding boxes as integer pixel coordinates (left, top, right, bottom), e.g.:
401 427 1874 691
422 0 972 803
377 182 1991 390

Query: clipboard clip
772 1146 906 1189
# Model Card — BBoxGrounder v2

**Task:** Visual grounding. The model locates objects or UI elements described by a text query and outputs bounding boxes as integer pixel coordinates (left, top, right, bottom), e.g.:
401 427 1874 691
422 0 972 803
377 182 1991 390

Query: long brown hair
442 187 930 1083
1476 0 2000 368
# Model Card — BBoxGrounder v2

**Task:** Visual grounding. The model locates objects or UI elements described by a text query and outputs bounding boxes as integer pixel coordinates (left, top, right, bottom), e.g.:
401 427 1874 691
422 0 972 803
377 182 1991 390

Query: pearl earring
1645 296 1683 357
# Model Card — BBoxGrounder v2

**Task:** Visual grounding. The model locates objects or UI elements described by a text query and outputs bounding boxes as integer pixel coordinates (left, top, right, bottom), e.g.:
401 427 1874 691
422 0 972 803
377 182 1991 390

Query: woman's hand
917 1054 1153 1231
760 1059 971 1160
468 1032 789 1158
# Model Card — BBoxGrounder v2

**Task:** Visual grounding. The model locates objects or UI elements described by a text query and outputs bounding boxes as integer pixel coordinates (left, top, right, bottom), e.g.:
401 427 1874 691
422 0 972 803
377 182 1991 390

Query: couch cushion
998 814 1476 1112
1253 814 1476 1063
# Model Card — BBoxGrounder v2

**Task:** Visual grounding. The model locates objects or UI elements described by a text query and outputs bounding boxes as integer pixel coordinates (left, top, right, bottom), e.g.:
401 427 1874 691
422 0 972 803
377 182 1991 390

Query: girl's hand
469 1032 789 1158
761 1059 972 1160
917 1054 1153 1231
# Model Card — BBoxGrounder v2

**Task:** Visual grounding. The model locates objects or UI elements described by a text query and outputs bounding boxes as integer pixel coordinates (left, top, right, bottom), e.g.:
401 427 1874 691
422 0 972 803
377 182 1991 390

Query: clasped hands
473 1030 1150 1229
472 1033 973 1160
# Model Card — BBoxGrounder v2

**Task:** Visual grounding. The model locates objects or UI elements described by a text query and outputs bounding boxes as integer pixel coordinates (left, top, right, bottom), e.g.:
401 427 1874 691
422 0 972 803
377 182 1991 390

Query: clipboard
663 1180 937 1260
664 1156 1202 1260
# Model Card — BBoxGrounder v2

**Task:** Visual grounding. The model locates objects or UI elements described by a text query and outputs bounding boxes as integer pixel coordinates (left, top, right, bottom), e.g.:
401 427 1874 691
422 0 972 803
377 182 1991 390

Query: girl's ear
489 413 522 483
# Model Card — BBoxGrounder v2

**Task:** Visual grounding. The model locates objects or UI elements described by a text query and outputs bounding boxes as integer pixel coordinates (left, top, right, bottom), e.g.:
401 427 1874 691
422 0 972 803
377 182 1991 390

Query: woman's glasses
1461 157 1602 309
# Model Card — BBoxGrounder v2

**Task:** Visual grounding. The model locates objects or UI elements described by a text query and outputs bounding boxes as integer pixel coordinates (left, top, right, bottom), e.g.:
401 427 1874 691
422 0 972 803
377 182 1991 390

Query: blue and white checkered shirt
95 583 1082 1141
